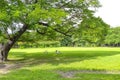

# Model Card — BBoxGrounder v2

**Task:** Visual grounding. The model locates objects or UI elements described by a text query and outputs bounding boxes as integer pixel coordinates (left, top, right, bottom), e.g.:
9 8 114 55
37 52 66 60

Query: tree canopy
0 0 107 61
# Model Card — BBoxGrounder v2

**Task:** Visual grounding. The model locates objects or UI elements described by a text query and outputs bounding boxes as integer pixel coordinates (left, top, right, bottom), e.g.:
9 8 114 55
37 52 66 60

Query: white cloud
95 0 120 27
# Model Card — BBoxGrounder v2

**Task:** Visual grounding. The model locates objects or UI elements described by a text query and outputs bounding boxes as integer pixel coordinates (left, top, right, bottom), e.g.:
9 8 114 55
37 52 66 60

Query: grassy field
0 47 120 80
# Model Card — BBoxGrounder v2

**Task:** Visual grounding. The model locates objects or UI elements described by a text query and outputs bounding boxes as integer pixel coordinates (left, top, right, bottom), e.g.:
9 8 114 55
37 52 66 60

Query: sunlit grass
0 47 120 80
9 47 120 71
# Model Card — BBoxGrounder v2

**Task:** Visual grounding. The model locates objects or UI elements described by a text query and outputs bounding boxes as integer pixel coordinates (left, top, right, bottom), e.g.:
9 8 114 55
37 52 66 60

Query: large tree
0 0 100 61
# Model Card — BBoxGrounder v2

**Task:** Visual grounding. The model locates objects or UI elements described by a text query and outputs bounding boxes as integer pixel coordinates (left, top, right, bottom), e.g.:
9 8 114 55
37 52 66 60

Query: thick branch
36 21 49 35
11 24 28 43
53 28 72 37
37 21 73 37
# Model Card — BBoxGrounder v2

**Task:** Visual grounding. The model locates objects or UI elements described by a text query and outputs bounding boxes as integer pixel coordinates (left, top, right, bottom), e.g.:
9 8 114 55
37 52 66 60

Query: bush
13 41 60 48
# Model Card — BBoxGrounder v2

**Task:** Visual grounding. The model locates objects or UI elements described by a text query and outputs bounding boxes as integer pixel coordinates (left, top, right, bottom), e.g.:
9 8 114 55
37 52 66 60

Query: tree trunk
0 24 28 62
0 40 15 61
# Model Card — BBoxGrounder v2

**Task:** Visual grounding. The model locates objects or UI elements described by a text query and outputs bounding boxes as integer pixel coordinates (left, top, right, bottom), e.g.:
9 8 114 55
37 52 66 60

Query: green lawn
0 47 120 80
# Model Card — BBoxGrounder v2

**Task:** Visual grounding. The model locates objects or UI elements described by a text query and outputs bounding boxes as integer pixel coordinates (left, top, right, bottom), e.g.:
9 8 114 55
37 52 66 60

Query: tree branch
11 24 28 42
53 28 72 37
37 21 73 37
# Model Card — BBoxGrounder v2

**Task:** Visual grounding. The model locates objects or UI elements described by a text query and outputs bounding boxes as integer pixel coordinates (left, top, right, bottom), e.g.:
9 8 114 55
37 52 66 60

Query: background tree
104 27 120 47
77 17 109 46
0 0 100 61
14 31 61 48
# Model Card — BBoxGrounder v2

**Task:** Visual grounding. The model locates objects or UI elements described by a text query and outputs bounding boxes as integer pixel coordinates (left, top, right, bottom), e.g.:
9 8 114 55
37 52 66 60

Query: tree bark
0 24 28 62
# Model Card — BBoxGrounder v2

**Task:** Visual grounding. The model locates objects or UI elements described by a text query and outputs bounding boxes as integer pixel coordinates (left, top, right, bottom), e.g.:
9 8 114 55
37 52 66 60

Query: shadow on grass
8 50 120 67
0 69 64 80
1 50 120 80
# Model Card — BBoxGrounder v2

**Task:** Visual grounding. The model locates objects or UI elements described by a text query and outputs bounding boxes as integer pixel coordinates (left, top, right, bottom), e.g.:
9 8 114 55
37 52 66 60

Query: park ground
0 47 120 80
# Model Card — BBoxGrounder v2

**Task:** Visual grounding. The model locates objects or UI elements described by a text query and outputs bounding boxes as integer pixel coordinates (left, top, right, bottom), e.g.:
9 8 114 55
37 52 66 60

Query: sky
95 0 120 27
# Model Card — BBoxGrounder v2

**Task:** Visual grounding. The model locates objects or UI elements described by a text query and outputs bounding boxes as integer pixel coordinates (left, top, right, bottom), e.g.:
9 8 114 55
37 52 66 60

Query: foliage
14 41 60 48
0 0 100 42
78 17 110 46
104 27 120 46
18 30 62 42
59 17 110 47
16 18 109 48
60 36 73 46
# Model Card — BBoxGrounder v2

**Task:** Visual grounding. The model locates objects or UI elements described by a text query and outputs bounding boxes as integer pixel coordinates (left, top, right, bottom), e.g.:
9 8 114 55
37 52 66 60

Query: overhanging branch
36 21 49 35
37 21 73 37
53 28 72 37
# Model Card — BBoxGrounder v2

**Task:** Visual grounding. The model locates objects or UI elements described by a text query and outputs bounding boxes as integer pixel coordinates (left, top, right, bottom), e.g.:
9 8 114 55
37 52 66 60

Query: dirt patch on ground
1 63 120 77
0 63 22 74
57 70 120 78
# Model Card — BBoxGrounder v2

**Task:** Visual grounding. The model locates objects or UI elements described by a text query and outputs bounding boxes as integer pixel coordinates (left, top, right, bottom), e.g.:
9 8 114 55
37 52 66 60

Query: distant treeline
11 27 120 48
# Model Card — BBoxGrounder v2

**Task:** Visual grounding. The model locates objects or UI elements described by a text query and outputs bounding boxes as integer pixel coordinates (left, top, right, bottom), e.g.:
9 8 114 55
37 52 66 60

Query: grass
0 47 120 80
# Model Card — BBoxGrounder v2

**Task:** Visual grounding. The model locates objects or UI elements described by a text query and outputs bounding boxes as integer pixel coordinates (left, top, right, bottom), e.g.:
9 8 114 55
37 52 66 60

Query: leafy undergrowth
0 47 120 80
